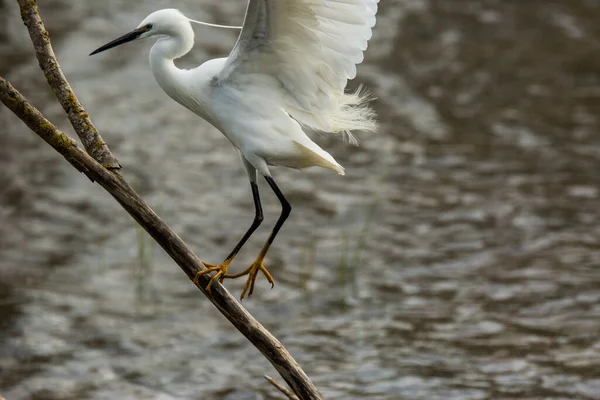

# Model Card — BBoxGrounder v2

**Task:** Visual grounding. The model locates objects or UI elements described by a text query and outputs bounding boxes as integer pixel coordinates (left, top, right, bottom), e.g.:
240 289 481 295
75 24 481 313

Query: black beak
89 25 151 56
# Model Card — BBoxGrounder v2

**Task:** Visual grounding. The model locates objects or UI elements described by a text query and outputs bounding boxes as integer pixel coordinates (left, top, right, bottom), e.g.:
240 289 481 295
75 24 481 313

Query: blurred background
1 0 600 399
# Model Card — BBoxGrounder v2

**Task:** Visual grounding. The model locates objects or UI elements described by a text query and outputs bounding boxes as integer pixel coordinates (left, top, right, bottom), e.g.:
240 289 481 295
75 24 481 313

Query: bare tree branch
17 0 121 170
0 75 324 400
265 375 300 400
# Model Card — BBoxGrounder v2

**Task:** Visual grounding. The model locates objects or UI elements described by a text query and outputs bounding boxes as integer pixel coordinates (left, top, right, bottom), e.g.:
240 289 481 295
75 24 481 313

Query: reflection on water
1 0 600 399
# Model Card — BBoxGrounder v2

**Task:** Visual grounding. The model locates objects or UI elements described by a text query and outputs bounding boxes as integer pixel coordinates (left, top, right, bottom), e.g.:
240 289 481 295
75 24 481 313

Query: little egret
90 1 378 299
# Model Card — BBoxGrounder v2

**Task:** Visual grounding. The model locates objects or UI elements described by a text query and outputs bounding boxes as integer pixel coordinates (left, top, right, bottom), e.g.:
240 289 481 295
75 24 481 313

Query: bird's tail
293 140 345 175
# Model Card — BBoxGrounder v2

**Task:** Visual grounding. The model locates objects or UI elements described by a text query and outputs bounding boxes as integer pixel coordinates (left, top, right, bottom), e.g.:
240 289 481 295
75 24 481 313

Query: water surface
1 0 600 399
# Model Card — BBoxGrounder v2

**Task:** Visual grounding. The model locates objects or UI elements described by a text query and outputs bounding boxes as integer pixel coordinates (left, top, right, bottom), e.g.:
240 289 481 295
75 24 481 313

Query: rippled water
2 0 600 399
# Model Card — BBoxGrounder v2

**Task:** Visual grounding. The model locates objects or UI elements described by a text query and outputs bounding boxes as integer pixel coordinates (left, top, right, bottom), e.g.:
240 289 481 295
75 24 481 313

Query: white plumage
93 1 378 176
90 1 378 299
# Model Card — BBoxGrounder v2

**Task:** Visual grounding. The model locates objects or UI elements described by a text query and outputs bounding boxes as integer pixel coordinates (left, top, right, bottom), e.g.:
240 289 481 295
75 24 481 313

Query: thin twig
265 375 300 400
17 0 121 171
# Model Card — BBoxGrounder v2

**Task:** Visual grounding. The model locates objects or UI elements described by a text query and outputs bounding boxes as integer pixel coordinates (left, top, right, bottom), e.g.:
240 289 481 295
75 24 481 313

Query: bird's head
90 9 191 56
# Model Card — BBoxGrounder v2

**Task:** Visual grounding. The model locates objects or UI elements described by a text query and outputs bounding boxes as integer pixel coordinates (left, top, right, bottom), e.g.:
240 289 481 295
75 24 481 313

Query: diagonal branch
17 0 121 171
0 76 324 400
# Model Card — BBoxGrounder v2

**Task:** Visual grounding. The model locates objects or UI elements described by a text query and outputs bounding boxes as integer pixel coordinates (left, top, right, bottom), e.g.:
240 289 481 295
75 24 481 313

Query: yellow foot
193 259 231 293
224 259 274 300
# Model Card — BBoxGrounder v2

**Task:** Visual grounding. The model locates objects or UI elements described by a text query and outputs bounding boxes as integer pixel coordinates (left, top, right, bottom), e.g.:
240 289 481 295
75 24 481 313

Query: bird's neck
148 32 220 128
148 25 194 84
149 30 194 102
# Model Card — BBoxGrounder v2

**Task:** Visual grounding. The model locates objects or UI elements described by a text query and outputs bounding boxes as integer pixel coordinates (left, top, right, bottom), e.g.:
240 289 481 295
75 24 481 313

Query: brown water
1 0 600 399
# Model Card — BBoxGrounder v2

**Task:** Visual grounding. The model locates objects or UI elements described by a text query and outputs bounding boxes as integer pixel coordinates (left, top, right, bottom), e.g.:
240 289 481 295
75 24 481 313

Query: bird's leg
194 181 263 292
224 176 291 299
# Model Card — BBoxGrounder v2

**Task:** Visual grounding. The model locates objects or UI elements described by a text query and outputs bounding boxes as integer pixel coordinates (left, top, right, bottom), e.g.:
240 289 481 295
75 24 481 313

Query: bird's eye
146 24 153 30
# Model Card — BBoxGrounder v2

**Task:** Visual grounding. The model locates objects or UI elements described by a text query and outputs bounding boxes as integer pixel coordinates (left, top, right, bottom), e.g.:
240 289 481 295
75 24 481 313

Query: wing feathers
220 0 379 139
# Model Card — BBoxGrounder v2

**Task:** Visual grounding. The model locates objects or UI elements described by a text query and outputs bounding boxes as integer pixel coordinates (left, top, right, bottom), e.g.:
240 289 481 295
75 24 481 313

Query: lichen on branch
17 0 121 171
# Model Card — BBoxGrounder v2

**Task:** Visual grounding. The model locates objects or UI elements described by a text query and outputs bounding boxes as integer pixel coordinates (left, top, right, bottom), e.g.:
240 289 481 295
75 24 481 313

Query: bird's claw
194 260 231 293
223 259 274 300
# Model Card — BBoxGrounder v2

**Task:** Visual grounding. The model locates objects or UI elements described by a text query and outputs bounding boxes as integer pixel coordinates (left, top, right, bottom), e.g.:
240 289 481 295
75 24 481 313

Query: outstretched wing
218 0 378 139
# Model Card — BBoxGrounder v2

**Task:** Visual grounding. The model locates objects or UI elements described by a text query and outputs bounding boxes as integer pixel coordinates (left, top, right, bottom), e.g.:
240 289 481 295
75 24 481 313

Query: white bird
90 1 378 300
